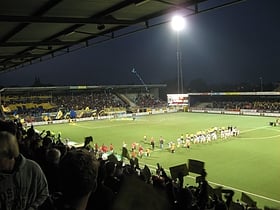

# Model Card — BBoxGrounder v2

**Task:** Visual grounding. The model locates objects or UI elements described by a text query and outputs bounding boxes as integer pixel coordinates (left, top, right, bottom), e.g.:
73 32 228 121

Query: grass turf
37 112 280 209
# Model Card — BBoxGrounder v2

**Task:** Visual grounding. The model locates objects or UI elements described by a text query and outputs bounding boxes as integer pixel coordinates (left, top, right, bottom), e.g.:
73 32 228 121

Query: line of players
179 126 240 146
92 125 240 158
145 126 239 154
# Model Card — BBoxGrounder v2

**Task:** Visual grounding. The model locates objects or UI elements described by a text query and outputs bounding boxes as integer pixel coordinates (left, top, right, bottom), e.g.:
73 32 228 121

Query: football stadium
1 86 280 209
0 1 280 210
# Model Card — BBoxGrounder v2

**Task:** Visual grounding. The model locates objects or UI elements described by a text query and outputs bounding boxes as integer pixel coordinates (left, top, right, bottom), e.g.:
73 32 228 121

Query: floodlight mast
132 68 149 93
171 15 186 94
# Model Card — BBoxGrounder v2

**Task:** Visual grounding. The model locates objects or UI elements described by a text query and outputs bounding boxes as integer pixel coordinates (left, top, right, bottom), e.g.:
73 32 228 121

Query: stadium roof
0 0 243 74
0 84 167 94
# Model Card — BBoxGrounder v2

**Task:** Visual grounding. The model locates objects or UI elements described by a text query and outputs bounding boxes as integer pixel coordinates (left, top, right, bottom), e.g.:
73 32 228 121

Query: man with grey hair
0 131 49 210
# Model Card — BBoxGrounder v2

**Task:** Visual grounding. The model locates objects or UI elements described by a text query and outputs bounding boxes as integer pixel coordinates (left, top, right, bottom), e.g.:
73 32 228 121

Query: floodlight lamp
171 15 185 31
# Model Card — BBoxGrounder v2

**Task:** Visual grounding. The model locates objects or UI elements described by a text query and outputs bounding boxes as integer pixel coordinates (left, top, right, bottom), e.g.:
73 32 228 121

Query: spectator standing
0 131 49 210
42 148 61 194
55 149 99 210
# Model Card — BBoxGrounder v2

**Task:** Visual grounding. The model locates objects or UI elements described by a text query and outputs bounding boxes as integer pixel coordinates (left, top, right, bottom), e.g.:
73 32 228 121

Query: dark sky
1 0 280 87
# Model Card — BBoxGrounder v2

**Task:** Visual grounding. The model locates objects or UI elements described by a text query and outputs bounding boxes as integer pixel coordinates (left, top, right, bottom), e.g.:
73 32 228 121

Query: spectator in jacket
0 131 49 210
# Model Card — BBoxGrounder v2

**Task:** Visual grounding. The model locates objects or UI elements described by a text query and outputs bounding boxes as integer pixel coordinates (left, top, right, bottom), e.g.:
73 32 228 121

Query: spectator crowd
1 92 167 122
207 100 280 111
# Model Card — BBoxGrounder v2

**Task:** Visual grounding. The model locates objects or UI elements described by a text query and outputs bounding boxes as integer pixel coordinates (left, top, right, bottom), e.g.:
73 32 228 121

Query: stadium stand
0 86 167 122
189 94 280 113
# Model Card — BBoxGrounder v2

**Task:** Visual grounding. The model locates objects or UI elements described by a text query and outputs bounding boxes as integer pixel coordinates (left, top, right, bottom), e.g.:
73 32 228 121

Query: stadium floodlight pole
171 15 186 94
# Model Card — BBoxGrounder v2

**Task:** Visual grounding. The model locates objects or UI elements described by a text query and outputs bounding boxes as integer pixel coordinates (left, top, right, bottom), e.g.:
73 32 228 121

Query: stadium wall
189 108 280 117
26 107 178 127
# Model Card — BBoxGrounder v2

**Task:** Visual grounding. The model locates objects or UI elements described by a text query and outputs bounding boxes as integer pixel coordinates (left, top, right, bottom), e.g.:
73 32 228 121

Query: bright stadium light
171 15 186 31
171 15 186 94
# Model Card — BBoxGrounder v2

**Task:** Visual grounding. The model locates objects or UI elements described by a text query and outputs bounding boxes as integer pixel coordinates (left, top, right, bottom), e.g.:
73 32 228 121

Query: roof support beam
0 0 64 44
0 41 78 47
0 15 135 25
0 0 136 66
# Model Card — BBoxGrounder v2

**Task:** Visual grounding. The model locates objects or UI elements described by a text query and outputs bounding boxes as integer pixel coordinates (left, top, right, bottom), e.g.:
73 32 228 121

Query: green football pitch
36 112 280 209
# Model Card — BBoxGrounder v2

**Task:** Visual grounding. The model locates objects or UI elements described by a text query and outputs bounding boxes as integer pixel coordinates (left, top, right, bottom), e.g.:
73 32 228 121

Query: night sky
1 0 280 87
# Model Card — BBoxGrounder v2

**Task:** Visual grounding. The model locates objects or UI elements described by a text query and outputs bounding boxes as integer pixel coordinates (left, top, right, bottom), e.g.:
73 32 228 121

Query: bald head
0 131 19 172
0 131 19 159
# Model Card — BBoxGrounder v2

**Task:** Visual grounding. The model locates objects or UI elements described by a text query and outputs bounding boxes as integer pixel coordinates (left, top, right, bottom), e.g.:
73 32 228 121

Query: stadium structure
1 86 280 125
1 1 279 210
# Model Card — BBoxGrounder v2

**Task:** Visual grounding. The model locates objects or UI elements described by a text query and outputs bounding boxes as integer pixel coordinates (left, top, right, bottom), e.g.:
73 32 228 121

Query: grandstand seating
1 91 166 121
